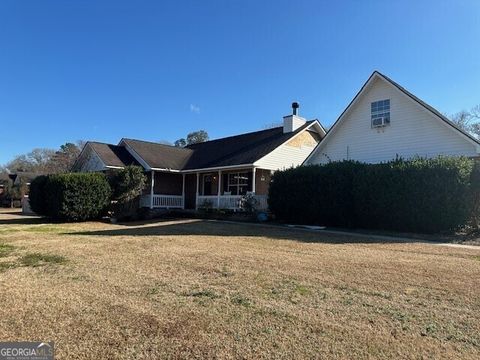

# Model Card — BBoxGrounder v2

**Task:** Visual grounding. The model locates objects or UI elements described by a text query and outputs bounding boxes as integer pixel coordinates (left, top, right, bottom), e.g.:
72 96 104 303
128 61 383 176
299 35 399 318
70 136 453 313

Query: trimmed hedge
29 173 111 221
268 157 479 233
29 175 49 216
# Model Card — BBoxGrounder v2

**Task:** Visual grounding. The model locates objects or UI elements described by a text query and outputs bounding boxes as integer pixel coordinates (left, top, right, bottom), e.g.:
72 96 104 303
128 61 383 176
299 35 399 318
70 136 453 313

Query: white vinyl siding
307 77 479 165
254 140 317 170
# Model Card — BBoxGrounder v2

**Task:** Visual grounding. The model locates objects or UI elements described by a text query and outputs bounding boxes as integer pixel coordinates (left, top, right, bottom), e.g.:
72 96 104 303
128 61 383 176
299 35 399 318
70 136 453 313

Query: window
227 172 250 195
371 99 390 127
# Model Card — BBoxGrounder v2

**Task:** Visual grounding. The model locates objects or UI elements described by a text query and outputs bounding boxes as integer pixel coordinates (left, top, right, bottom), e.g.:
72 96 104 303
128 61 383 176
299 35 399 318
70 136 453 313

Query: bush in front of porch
108 166 147 221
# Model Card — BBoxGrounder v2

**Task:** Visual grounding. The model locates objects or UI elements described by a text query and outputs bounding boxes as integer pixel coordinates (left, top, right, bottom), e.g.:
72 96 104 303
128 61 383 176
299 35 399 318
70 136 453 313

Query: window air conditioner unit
372 117 388 128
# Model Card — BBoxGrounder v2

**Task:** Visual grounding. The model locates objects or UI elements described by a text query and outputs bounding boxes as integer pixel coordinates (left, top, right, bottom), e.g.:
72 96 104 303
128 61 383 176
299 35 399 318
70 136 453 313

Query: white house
305 71 480 165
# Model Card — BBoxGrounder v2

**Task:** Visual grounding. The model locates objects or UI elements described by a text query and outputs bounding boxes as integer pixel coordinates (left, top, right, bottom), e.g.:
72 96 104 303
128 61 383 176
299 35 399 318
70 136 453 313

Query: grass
0 262 16 272
0 241 67 271
0 243 15 257
231 294 252 307
0 209 480 359
18 253 67 267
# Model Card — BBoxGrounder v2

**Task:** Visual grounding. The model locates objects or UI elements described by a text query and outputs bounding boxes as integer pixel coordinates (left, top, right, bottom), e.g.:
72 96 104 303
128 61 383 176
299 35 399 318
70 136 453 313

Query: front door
203 175 213 195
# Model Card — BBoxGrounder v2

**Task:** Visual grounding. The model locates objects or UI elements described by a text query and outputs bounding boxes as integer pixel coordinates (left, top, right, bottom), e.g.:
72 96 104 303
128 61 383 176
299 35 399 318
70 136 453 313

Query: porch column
195 172 200 210
217 170 221 209
252 167 256 194
182 173 186 209
150 170 155 209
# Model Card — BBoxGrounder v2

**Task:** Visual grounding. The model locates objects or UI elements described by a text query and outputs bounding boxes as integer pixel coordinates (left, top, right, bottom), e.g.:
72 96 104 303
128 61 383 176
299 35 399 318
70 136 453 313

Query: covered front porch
139 167 271 211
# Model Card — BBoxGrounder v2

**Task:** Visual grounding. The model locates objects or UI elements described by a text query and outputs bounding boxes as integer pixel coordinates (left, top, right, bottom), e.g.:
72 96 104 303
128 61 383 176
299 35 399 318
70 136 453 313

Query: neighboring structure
0 172 41 212
0 173 9 200
73 108 326 210
305 71 480 165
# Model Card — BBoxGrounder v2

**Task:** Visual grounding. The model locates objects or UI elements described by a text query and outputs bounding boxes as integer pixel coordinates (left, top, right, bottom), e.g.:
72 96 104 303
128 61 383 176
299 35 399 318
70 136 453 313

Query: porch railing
140 194 268 210
140 194 184 209
197 194 268 210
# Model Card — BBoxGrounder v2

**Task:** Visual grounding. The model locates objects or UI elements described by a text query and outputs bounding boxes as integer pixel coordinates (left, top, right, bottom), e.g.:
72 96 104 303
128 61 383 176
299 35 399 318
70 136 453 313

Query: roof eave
181 163 255 173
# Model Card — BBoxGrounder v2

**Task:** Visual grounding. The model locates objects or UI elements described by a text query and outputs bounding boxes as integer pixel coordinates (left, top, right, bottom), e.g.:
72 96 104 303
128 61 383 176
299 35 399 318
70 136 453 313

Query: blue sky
1 0 479 165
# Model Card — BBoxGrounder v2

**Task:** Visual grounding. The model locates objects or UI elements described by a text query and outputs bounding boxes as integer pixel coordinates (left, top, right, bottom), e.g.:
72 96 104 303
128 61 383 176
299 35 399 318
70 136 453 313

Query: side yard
0 210 479 359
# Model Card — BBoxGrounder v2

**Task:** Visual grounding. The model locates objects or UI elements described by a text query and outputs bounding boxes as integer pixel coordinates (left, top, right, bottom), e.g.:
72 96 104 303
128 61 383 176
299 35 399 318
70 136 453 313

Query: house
0 172 41 211
0 173 9 198
304 71 480 165
73 108 326 210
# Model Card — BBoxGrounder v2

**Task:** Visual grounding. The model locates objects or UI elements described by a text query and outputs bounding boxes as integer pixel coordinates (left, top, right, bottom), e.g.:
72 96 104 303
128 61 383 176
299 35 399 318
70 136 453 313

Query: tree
174 130 209 147
449 104 480 138
76 140 87 151
186 130 209 145
174 138 187 147
3 179 28 208
4 148 55 173
1 141 85 174
48 142 82 173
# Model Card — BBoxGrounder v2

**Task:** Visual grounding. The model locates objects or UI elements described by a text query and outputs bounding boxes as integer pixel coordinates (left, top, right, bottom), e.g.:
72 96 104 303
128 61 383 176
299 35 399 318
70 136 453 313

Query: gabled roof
120 138 193 171
378 72 480 145
304 71 480 164
87 142 139 168
116 120 322 171
183 121 317 170
7 172 45 184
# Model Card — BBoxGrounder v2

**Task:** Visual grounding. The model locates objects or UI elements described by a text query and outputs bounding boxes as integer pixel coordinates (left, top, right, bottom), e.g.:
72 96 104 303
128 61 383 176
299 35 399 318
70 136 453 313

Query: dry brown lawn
0 209 480 359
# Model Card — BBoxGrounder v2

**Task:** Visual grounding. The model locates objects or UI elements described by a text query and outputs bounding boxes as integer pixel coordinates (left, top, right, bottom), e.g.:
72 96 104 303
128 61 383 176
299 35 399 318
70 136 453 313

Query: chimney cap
292 102 300 115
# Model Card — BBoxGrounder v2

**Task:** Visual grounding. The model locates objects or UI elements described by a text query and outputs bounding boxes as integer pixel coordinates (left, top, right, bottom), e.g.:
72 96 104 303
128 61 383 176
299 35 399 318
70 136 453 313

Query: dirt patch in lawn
0 210 479 359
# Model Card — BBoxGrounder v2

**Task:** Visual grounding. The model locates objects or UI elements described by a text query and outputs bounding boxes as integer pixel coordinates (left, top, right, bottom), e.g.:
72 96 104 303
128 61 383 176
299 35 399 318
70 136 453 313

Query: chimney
283 102 306 133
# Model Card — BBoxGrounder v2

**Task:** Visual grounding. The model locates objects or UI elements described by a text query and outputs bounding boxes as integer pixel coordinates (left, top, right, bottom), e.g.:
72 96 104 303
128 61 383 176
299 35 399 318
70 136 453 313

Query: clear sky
1 0 479 165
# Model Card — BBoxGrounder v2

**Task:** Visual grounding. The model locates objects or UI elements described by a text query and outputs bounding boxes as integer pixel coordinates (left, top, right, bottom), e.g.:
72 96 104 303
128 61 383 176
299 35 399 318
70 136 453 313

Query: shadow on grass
67 219 429 245
0 214 45 225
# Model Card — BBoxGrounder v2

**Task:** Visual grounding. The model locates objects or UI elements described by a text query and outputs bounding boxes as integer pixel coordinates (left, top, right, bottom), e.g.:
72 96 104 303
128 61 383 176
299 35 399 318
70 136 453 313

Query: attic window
371 99 390 128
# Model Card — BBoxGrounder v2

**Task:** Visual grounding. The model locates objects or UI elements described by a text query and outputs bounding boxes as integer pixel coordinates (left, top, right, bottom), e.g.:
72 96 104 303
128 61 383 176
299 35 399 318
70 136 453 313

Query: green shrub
108 166 146 202
268 161 365 227
108 166 146 219
29 175 49 216
30 173 111 221
353 157 474 233
268 157 478 234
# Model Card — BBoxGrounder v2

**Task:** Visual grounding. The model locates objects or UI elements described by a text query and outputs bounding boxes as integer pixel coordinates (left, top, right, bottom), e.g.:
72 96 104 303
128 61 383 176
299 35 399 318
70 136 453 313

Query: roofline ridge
121 138 193 152
87 140 119 147
185 126 285 148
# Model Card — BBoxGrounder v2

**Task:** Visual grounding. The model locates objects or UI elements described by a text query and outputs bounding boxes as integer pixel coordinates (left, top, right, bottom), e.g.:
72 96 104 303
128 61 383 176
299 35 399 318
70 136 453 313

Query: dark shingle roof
5 172 45 184
121 139 193 170
183 121 315 169
119 121 316 171
89 142 139 168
